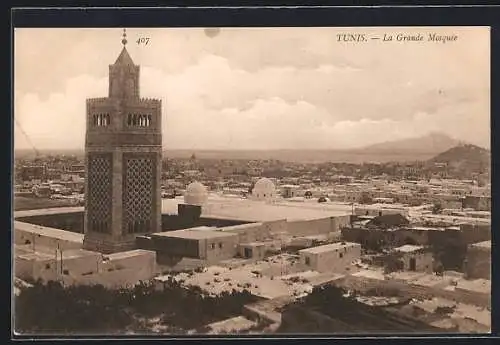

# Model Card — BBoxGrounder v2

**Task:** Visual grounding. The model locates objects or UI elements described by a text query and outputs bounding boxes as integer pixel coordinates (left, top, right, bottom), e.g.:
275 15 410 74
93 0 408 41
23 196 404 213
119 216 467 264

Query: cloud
15 75 107 150
14 27 490 151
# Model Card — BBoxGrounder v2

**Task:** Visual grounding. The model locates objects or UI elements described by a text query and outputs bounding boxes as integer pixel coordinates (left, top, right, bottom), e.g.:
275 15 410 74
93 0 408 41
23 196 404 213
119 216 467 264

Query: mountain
358 132 461 155
15 133 475 164
430 143 491 171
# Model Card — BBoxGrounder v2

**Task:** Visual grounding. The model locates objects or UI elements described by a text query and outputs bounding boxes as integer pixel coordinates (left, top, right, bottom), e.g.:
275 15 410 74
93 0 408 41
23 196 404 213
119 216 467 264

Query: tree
360 193 373 205
432 202 443 214
15 279 259 334
383 255 405 274
434 260 444 276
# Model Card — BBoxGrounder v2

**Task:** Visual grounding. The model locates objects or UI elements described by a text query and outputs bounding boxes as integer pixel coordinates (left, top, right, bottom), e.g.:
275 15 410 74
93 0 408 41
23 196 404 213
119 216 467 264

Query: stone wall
202 235 240 264
16 212 84 233
465 247 490 280
14 221 84 251
16 249 157 289
299 243 361 273
286 217 334 237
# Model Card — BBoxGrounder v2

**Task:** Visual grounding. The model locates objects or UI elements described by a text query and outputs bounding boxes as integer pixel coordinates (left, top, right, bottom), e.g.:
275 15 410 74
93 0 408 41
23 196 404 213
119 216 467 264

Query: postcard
13 25 491 336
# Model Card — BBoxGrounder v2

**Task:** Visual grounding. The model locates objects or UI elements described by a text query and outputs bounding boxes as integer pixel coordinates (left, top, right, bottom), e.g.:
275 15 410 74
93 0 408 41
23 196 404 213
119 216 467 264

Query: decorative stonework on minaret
83 29 162 254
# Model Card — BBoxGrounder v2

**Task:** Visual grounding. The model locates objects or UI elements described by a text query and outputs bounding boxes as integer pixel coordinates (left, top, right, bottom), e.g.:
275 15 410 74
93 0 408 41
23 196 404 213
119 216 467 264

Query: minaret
83 29 162 254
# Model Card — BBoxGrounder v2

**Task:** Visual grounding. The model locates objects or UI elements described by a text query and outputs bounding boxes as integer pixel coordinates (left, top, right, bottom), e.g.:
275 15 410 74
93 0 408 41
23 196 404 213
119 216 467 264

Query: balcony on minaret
109 47 140 100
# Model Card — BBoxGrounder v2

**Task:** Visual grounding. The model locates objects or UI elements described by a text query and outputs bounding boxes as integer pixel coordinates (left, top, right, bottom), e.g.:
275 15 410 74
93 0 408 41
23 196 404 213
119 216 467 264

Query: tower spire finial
121 28 128 46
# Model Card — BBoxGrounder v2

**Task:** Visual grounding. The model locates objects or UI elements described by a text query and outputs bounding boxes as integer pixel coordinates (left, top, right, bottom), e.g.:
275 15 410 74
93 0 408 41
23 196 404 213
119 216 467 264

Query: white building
299 242 361 273
252 177 277 201
184 181 209 206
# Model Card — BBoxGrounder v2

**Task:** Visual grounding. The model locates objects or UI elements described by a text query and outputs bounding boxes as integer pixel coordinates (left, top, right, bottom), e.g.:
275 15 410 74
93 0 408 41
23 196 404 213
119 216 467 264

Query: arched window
147 114 152 127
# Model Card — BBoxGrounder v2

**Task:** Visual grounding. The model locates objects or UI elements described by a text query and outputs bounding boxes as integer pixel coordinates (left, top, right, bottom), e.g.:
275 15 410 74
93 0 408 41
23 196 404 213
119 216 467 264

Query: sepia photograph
13 26 491 335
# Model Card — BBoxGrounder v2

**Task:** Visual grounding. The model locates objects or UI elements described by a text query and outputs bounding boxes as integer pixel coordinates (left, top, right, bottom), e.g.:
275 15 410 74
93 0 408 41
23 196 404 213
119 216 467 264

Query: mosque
13 30 353 288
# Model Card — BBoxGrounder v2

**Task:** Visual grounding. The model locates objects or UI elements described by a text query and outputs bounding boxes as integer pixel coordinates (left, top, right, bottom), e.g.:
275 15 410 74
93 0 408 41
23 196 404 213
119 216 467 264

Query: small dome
254 178 276 191
252 178 276 200
184 181 208 206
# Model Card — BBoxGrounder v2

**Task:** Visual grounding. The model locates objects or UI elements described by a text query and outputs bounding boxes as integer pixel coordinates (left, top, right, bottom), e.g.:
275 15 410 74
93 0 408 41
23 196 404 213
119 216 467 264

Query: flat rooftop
217 223 263 232
16 248 98 261
455 279 491 294
156 254 337 300
296 234 330 241
14 220 84 243
471 241 491 250
351 268 385 281
152 227 238 240
106 249 155 260
59 249 100 260
156 265 307 300
206 316 257 334
13 195 352 224
14 206 83 219
422 214 491 225
355 203 408 210
394 244 425 253
162 195 351 222
414 297 491 328
299 241 359 255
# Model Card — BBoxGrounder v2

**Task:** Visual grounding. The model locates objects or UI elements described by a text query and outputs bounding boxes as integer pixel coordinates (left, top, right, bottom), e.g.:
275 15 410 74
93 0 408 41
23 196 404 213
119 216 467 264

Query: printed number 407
136 37 150 45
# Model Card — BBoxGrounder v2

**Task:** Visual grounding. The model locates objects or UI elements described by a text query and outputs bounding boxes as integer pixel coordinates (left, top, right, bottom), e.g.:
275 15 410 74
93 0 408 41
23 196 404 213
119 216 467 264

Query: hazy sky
14 27 490 150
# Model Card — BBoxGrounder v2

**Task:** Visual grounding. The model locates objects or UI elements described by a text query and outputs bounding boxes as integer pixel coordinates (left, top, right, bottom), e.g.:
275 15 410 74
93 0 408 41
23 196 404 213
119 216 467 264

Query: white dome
184 181 208 206
252 178 276 200
254 177 275 190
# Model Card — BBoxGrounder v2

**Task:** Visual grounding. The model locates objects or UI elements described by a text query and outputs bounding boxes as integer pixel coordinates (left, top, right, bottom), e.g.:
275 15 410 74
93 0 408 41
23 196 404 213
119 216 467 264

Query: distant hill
15 132 478 164
162 149 435 164
162 133 465 163
358 132 460 155
429 143 491 171
15 149 84 159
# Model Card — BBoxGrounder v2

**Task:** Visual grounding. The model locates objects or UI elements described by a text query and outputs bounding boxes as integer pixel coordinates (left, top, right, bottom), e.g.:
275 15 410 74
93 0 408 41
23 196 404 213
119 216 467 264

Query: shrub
14 278 259 334
434 306 455 315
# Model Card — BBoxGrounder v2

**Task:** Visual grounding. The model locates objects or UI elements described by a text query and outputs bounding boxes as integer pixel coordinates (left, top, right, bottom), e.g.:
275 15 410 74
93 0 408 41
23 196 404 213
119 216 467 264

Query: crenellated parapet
87 97 112 106
84 35 162 254
139 97 162 108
